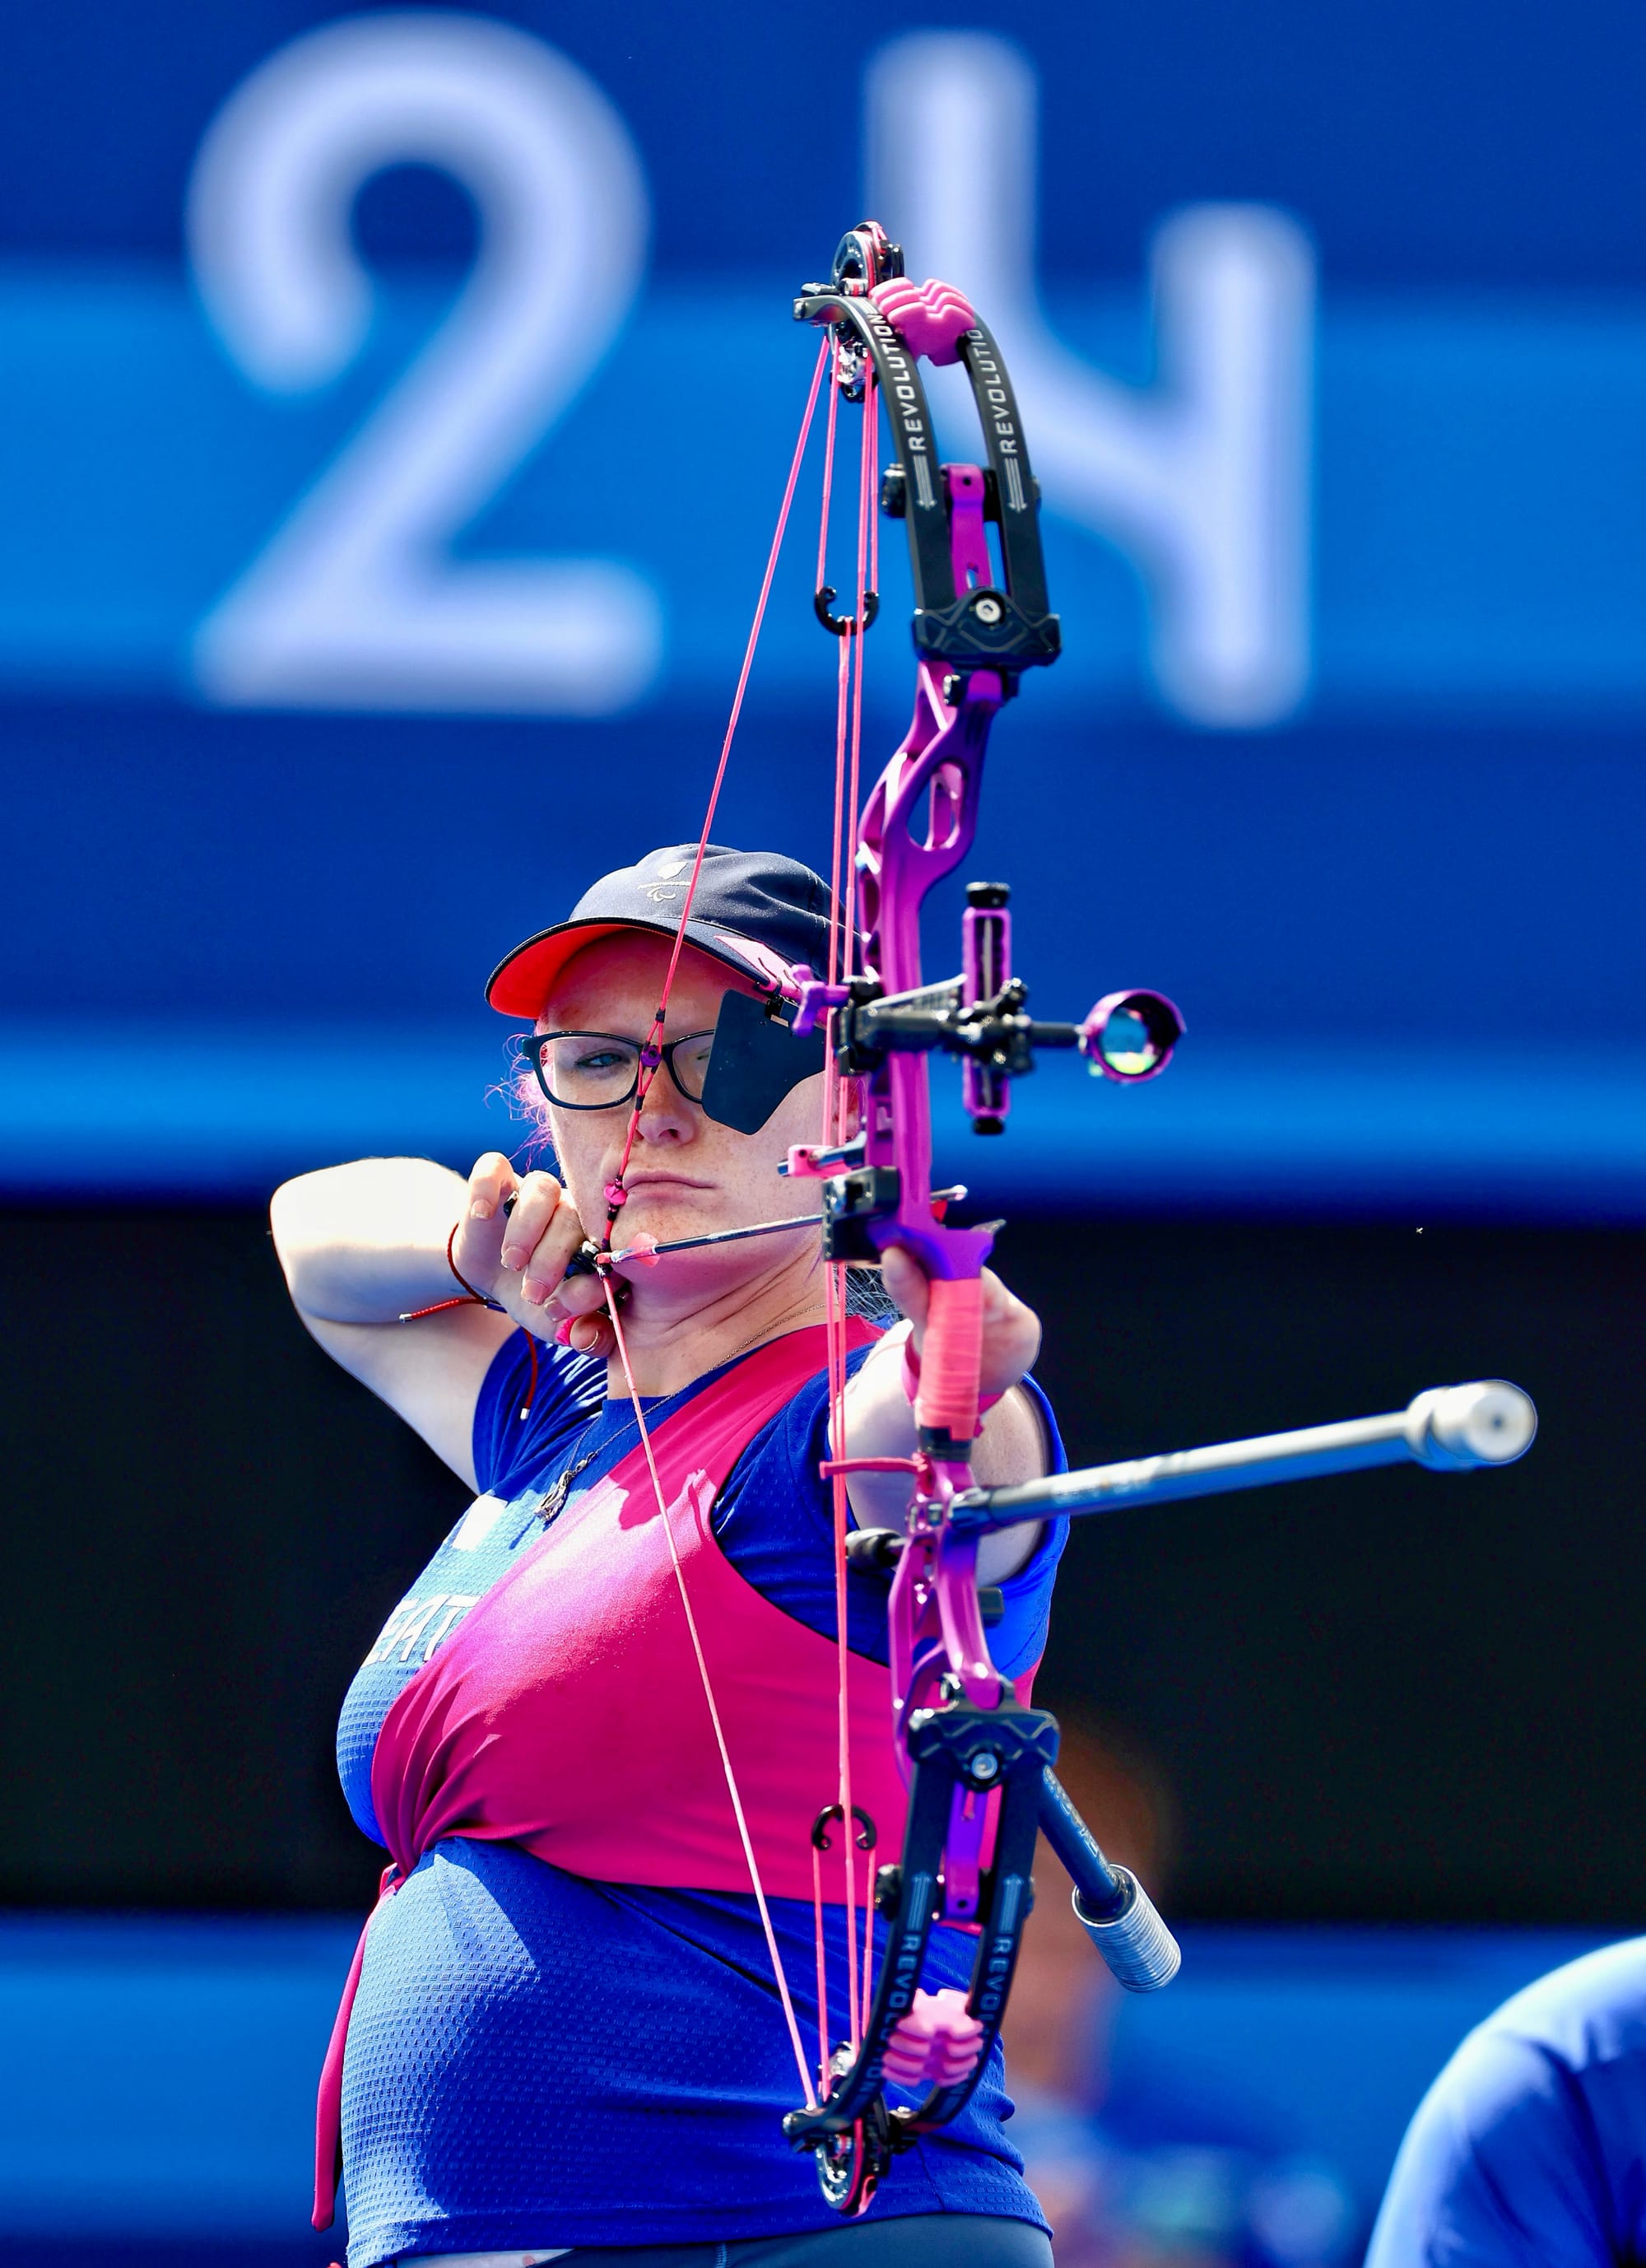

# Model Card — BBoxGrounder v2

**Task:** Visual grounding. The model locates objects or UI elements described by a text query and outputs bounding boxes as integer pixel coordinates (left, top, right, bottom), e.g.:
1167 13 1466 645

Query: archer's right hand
453 1153 616 1356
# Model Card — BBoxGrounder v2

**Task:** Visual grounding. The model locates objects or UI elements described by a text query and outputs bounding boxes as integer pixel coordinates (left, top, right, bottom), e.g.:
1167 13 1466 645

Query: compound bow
576 220 1536 2216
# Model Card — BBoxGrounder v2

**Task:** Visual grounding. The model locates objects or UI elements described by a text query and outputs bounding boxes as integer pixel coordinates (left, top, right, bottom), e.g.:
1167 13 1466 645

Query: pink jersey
319 1320 907 2225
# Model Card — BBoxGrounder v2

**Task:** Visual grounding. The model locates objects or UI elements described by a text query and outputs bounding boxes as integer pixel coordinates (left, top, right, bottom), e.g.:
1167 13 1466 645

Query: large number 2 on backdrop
188 12 662 715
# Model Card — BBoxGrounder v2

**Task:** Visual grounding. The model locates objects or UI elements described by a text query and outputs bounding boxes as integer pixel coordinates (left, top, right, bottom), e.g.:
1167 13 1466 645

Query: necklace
534 1375 696 1527
533 1307 825 1528
536 1409 613 1525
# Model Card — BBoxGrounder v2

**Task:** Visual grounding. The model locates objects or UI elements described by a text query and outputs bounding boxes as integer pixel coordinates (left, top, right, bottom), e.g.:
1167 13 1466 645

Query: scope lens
1089 991 1184 1081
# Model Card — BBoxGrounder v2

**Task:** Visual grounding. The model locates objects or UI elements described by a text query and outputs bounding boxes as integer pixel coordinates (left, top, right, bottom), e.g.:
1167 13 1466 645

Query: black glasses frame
518 1028 719 1111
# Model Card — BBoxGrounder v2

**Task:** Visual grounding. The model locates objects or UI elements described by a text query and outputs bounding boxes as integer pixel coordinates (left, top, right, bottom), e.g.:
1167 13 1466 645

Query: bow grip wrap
916 1275 983 1448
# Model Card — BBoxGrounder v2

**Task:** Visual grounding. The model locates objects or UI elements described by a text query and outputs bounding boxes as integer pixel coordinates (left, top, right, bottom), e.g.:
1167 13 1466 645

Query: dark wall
1 1207 1639 1922
1013 1217 1646 1924
0 1210 467 1912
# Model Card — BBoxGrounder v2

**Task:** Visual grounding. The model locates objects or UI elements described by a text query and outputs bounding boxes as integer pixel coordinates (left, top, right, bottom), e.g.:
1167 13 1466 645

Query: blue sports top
1365 1937 1646 2266
333 1328 1069 2268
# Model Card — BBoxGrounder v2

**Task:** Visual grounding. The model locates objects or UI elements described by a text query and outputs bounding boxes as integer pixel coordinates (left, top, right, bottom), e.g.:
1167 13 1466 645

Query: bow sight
778 887 1183 1264
792 890 1183 1120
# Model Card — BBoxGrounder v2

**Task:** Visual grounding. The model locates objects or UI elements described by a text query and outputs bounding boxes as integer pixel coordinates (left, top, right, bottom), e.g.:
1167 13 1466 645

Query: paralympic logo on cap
640 855 690 905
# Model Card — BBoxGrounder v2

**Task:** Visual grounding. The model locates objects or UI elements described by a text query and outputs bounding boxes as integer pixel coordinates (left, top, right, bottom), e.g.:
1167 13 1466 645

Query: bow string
586 217 1185 2214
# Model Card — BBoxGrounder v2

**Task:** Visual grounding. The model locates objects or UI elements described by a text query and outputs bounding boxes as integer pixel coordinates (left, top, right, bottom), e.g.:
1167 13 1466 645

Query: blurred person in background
1002 1720 1356 2268
1365 1936 1646 2264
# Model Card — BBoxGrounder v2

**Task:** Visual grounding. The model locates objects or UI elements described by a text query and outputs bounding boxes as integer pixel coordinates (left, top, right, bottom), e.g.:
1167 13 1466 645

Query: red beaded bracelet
398 1224 539 1423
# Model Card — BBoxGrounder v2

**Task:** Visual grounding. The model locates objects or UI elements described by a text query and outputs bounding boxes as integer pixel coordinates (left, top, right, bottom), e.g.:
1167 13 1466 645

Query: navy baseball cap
486 843 841 1018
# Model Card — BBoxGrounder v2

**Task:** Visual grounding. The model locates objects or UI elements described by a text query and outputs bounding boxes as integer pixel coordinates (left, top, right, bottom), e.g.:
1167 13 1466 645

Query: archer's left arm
838 1246 1048 1582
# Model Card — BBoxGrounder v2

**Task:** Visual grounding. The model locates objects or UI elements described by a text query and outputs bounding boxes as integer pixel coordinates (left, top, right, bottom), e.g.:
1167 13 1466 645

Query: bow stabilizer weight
949 1380 1539 1531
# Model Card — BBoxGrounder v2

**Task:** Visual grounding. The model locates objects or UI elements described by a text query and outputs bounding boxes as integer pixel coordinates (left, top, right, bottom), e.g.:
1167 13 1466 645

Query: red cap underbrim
486 917 779 1018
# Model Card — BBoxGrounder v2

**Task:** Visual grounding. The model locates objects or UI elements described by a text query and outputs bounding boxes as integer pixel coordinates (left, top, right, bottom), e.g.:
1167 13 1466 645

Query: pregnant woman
272 841 1069 2268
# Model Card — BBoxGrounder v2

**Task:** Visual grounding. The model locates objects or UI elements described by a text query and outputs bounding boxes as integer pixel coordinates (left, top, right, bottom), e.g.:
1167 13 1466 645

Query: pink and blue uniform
328 1324 1068 2267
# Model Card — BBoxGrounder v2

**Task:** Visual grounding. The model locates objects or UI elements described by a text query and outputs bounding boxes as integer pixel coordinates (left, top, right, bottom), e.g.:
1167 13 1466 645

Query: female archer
272 839 1070 2268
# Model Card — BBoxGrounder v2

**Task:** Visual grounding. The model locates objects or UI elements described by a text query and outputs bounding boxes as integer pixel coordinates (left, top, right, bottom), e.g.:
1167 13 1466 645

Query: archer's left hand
840 1246 1049 1567
879 1245 1043 1397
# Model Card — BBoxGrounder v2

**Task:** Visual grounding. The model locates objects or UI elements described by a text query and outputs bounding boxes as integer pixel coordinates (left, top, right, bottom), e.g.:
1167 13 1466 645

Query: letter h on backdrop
867 33 1316 729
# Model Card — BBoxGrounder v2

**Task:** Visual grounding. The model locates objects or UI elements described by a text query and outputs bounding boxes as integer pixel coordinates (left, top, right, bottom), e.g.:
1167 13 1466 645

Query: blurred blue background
2 0 1644 1217
5 3 1645 2262
0 1916 1610 2261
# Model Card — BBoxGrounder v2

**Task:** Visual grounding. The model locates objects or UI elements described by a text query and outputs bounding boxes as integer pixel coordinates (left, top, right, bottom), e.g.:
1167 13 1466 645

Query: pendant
537 1453 595 1525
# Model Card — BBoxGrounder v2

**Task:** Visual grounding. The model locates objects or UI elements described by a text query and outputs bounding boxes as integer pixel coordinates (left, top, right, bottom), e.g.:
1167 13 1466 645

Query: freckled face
538 933 825 1257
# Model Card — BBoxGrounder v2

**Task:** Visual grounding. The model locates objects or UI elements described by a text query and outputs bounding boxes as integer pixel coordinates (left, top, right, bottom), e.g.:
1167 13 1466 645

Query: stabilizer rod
1037 1767 1181 1992
951 1381 1537 1535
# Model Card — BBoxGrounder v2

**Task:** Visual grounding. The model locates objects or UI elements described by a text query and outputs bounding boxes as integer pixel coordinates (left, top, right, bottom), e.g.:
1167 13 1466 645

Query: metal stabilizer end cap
1406 1381 1537 1469
1072 1869 1181 1993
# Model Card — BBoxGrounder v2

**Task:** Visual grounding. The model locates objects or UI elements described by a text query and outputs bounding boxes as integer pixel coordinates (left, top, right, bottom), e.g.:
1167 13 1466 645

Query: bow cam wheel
814 2094 892 2214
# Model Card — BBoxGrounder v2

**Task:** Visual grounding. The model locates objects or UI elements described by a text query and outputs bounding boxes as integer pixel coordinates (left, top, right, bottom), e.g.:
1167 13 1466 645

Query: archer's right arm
269 1153 584 1487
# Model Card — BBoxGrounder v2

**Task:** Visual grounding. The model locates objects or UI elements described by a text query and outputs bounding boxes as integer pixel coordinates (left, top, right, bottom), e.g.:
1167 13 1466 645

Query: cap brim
486 917 779 1018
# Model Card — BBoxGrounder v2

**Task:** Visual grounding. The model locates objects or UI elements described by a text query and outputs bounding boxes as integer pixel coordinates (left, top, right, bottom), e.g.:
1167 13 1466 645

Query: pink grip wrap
916 1274 983 1442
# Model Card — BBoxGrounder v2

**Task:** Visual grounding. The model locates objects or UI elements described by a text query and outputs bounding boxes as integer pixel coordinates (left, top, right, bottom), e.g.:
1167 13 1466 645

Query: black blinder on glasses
700 990 827 1134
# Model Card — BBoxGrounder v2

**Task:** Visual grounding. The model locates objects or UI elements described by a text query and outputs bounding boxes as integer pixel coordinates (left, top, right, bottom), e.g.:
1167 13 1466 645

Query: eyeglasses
518 1029 718 1111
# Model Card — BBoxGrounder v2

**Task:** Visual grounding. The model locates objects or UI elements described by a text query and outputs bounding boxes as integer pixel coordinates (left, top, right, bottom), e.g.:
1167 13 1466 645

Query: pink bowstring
816 337 842 595
820 330 849 1146
589 340 834 2111
605 334 831 1222
821 345 882 2059
811 1837 832 2091
825 1254 859 2050
603 1282 818 2109
597 319 897 2123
